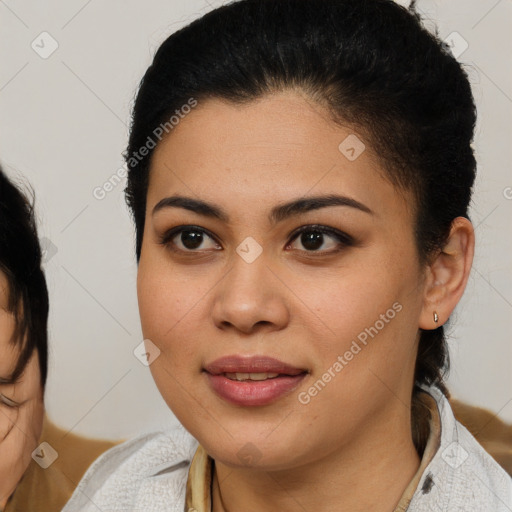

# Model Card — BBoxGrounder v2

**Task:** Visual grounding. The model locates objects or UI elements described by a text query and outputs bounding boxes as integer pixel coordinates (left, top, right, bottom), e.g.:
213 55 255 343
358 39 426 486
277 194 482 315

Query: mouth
203 355 308 406
223 372 282 381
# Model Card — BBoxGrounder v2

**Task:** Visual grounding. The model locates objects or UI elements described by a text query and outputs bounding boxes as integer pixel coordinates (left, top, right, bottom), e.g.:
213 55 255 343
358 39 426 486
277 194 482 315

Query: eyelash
158 224 354 257
0 393 20 408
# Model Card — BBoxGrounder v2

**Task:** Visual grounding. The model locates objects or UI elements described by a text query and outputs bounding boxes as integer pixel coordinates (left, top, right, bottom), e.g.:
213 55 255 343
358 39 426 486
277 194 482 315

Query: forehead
0 270 17 376
0 270 9 311
151 91 376 176
148 91 414 221
0 315 18 380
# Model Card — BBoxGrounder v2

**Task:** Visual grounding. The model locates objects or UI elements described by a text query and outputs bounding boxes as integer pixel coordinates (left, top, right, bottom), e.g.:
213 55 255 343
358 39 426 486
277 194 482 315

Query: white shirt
62 385 512 512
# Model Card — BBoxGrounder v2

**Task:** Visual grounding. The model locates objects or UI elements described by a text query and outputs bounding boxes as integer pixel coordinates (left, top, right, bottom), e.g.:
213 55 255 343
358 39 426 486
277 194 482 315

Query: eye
159 225 221 253
159 224 354 256
0 393 20 408
286 225 354 254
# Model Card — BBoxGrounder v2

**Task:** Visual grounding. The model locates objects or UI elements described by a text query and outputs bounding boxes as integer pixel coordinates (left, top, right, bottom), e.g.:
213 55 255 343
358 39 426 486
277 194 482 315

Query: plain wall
0 0 511 439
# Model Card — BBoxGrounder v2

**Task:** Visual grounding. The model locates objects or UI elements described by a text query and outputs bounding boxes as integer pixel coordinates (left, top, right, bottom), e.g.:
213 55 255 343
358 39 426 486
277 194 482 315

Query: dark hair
124 0 477 449
0 165 49 389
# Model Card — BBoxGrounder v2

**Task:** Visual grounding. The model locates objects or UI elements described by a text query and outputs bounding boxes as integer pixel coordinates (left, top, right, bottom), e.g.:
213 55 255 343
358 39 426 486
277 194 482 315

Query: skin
137 89 474 512
0 271 44 510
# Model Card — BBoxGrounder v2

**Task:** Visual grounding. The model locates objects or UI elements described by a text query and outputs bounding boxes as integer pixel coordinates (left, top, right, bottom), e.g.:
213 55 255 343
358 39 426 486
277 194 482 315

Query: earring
433 311 439 324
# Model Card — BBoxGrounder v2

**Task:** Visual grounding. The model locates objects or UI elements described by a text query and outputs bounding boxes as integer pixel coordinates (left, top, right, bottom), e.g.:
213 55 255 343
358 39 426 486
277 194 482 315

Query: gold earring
433 311 439 323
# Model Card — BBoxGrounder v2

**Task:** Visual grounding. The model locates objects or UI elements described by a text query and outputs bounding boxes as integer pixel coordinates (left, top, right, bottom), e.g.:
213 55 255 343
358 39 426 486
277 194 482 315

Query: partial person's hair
123 0 477 448
0 165 49 388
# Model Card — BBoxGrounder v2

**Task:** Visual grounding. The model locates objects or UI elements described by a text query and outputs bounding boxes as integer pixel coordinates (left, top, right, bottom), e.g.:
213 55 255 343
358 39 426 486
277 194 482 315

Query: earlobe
419 217 475 330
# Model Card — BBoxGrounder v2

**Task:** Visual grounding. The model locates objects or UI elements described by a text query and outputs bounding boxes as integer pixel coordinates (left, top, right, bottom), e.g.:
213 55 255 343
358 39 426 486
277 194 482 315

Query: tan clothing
4 414 120 512
450 398 512 476
6 394 512 511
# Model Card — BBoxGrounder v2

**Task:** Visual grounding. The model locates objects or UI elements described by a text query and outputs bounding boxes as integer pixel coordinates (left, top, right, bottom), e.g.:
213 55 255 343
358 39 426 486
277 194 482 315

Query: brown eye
175 230 207 250
287 225 354 254
160 226 221 253
294 231 334 251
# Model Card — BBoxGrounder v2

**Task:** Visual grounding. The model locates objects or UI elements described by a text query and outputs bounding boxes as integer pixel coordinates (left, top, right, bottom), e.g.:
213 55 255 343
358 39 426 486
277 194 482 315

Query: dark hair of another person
0 165 49 389
123 0 477 451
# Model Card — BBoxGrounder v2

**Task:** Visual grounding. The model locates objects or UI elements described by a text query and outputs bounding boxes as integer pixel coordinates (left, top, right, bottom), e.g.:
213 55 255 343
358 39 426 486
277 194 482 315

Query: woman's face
0 271 44 508
137 90 429 470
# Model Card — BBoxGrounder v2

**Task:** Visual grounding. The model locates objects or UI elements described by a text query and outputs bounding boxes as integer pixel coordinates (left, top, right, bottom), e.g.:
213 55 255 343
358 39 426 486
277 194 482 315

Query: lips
203 355 307 406
204 355 305 376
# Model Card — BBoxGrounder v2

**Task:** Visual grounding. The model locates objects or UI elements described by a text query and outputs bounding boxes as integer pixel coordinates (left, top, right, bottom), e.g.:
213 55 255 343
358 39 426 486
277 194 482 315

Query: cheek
0 397 44 503
137 260 181 338
137 262 207 389
138 266 199 344
29 397 45 443
297 268 403 346
299 258 422 387
0 406 19 441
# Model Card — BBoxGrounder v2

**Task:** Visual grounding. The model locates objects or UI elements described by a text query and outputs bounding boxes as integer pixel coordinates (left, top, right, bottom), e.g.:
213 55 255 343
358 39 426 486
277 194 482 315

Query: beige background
0 0 511 439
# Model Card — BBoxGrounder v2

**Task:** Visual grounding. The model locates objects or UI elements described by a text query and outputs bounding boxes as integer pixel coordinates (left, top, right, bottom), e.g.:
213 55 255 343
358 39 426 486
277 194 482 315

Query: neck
211 404 421 512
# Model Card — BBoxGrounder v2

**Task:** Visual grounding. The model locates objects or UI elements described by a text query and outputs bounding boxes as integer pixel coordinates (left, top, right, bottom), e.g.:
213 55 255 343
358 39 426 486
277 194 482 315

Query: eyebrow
152 194 374 224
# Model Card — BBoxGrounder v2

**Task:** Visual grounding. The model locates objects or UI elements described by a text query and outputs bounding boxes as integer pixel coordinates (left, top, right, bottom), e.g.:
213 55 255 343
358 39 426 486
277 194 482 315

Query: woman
63 0 512 510
0 167 118 511
0 167 49 509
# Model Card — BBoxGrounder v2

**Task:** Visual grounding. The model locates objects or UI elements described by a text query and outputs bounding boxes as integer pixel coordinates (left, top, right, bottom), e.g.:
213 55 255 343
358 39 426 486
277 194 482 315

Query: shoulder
450 397 512 475
42 415 121 483
5 416 120 512
409 385 512 511
62 423 198 512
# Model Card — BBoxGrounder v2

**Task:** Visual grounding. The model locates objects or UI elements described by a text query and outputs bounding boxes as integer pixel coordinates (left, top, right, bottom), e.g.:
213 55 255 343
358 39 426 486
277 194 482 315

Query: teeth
225 372 280 381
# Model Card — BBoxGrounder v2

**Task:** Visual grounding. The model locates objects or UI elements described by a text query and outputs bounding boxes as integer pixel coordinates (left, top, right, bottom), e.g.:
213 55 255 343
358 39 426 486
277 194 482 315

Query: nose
211 250 290 335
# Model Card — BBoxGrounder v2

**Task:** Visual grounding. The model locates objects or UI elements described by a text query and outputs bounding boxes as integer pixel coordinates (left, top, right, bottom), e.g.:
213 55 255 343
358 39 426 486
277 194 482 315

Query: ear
419 217 475 329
